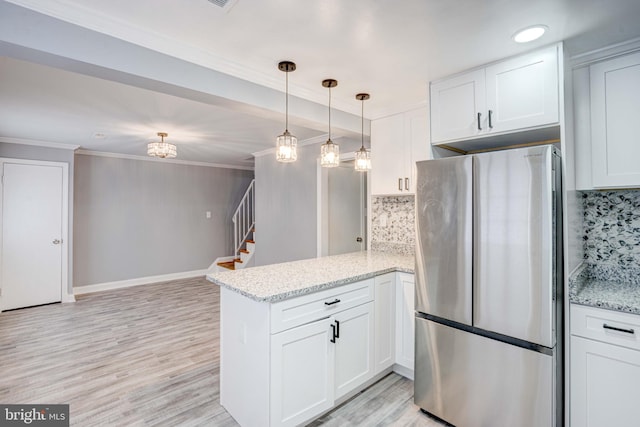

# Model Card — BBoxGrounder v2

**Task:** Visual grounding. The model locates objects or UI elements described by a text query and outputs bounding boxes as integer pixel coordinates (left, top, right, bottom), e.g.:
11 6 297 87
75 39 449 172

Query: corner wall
73 154 253 286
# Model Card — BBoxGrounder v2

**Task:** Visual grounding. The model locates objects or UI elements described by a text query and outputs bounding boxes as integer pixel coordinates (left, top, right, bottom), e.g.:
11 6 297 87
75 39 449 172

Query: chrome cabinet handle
488 110 493 129
398 178 403 191
477 112 482 130
405 177 409 191
603 324 635 335
52 239 62 245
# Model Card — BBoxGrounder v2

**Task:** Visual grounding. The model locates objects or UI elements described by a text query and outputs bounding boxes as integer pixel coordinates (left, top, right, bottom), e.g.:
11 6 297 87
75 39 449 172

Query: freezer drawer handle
603 324 635 335
324 299 341 306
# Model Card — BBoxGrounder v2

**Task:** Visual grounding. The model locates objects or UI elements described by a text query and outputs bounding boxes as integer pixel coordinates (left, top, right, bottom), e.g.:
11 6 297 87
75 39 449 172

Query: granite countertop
206 250 414 302
569 264 640 316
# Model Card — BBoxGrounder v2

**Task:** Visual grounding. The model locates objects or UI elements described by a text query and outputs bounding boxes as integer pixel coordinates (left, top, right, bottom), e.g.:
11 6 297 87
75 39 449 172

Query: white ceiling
2 0 640 167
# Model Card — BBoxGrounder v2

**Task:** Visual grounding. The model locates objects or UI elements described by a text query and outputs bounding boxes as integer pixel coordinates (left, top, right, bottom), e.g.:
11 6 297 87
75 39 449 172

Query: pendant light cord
361 98 364 149
328 85 332 141
285 71 289 132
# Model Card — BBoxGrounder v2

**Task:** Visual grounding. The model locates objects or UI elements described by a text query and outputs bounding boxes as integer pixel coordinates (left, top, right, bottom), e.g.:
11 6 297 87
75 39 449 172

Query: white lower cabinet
374 273 396 374
334 302 375 399
271 317 334 427
395 273 415 375
570 304 640 427
221 273 416 427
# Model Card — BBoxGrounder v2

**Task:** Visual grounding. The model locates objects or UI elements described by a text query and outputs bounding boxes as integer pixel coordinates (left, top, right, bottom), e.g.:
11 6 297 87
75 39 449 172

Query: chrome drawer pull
603 324 635 335
324 299 341 306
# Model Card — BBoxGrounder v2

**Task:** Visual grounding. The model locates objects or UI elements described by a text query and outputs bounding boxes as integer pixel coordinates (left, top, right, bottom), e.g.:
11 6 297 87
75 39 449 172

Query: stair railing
232 179 255 258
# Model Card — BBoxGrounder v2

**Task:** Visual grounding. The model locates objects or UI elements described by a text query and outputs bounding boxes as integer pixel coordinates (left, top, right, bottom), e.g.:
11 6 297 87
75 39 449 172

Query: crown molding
75 149 254 171
571 37 640 68
0 136 80 150
369 99 429 121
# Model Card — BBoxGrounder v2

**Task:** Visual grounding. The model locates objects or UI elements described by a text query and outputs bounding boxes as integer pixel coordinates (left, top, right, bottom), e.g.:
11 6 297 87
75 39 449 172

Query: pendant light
276 61 297 162
147 132 177 159
320 79 340 168
354 93 371 172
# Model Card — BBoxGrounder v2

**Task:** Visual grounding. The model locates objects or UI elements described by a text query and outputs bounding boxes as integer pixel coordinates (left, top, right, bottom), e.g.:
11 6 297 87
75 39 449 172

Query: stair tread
217 261 235 270
234 258 243 263
245 239 255 244
239 249 250 254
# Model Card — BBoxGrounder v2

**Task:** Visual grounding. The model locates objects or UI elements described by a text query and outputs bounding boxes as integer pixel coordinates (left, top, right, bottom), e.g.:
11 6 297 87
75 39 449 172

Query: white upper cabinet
590 50 640 188
430 69 485 143
371 106 430 195
430 44 560 146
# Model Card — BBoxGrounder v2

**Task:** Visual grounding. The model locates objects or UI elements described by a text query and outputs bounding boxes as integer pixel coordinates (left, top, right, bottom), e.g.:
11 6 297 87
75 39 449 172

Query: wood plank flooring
0 277 444 426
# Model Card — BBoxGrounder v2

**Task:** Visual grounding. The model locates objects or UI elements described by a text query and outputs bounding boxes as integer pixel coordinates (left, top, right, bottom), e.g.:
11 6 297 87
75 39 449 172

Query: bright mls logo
1 405 69 426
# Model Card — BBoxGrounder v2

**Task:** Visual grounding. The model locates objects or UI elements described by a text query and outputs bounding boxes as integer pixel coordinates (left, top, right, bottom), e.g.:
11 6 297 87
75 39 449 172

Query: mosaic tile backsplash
583 190 640 268
371 196 415 255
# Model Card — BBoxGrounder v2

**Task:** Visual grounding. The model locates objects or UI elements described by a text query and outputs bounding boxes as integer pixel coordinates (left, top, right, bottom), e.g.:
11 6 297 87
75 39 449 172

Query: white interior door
1 162 63 310
327 161 366 255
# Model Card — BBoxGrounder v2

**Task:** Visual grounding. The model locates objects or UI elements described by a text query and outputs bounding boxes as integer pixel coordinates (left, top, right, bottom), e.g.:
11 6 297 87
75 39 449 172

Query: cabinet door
374 273 395 374
405 107 430 193
371 113 406 195
395 273 415 373
334 302 375 400
590 51 640 188
571 336 640 427
485 44 559 134
430 68 485 144
271 317 334 427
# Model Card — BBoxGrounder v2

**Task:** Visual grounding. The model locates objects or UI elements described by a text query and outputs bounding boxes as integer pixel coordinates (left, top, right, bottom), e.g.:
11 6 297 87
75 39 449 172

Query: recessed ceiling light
512 25 548 43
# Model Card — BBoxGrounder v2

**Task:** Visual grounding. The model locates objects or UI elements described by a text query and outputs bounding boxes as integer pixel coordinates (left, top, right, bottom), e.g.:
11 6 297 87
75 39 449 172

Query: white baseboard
73 269 209 295
62 291 76 303
393 363 414 381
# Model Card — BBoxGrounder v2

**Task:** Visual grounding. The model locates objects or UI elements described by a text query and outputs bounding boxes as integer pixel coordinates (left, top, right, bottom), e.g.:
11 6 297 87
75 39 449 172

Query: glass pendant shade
276 130 297 162
354 146 371 171
354 93 371 171
147 132 177 159
320 139 340 167
276 61 297 163
321 79 339 168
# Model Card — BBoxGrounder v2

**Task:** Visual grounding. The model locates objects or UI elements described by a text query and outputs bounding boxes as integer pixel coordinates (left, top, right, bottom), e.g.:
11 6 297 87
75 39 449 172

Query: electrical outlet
206 211 212 219
379 213 388 227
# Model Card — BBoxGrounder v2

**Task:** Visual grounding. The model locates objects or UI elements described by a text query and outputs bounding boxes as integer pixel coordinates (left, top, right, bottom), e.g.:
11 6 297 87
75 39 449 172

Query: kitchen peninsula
206 251 415 427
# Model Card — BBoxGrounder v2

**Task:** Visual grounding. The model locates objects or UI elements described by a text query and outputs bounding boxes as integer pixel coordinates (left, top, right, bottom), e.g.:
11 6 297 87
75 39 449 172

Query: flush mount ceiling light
354 93 371 172
320 79 340 168
147 132 177 159
276 61 298 163
512 25 548 43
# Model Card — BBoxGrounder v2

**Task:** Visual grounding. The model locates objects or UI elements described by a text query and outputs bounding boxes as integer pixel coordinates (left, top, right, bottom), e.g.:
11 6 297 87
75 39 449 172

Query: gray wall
73 154 253 286
0 142 75 293
255 138 362 266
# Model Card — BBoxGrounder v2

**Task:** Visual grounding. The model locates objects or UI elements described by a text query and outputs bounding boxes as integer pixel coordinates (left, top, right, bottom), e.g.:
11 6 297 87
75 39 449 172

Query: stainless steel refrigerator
414 145 563 427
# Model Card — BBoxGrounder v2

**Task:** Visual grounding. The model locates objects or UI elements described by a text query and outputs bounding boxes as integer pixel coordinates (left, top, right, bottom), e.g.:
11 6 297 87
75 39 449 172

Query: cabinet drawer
571 304 640 351
271 279 374 334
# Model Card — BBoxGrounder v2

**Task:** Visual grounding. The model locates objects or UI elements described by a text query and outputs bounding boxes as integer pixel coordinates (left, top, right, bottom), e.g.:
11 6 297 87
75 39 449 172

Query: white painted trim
571 37 640 68
75 150 254 171
0 157 70 308
73 269 209 295
0 137 80 151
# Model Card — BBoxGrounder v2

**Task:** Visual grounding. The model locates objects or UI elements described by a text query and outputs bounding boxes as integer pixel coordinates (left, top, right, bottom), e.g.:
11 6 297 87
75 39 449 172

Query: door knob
53 239 62 245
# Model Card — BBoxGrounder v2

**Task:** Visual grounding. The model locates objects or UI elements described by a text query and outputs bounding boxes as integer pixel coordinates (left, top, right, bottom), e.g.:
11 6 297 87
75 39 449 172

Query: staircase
214 179 255 271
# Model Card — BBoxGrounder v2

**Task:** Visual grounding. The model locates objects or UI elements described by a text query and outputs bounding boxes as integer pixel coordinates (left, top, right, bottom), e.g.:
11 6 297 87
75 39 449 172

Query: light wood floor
0 277 444 426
